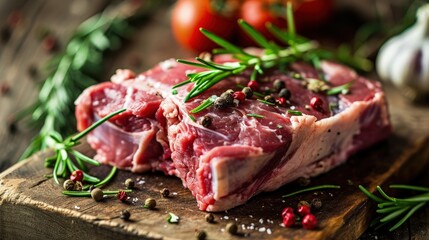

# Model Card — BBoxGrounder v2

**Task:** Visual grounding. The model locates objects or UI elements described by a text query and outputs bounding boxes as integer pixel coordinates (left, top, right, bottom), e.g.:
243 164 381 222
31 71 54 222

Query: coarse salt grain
74 206 80 210
267 228 272 234
259 227 266 232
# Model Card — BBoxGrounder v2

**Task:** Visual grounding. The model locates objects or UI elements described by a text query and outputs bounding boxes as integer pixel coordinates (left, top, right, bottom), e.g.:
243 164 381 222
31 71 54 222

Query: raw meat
75 57 391 211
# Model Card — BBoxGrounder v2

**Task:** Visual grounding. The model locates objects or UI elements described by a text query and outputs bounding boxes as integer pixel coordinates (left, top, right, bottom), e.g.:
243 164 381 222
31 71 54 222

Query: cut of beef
75 57 391 211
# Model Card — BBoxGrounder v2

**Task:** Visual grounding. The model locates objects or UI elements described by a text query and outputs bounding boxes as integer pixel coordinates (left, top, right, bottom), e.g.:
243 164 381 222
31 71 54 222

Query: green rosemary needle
63 189 132 197
282 185 341 198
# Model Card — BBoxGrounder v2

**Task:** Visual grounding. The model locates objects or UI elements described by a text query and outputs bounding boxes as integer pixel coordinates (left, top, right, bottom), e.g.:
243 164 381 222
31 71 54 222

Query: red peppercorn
42 35 58 53
117 191 128 202
233 91 245 102
297 205 311 217
310 97 323 112
7 10 22 28
70 170 83 182
302 214 317 230
282 212 296 228
276 97 287 106
281 207 294 218
247 80 259 91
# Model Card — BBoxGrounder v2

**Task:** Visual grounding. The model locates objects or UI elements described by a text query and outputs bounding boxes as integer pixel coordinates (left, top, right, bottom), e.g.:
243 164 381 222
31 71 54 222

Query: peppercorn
242 87 253 98
281 207 294 218
0 83 10 95
144 198 156 209
88 185 96 192
247 80 259 91
117 191 128 202
273 79 286 92
205 213 214 223
311 198 322 210
63 179 75 191
302 214 317 230
220 91 234 106
74 181 83 191
120 210 131 220
196 230 207 240
263 88 272 95
70 170 83 182
42 35 58 53
264 95 275 103
226 222 238 235
214 97 228 109
199 115 212 128
279 88 292 100
233 91 245 102
297 177 311 186
27 64 38 79
292 72 303 80
297 205 311 217
91 188 104 202
310 96 324 112
1 26 11 43
160 188 170 198
276 97 287 106
282 212 296 228
124 178 134 189
298 200 311 208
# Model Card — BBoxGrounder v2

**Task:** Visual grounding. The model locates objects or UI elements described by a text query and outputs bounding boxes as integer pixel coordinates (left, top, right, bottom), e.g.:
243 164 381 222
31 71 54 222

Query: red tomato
171 0 237 53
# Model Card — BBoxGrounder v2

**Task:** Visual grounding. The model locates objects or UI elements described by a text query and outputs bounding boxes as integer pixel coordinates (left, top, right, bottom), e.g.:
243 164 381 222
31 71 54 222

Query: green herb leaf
167 212 180 224
247 113 264 118
287 109 302 116
283 185 341 198
327 81 354 95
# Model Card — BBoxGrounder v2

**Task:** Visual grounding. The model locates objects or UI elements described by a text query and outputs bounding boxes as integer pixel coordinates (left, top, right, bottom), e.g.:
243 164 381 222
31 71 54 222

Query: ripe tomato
171 0 237 53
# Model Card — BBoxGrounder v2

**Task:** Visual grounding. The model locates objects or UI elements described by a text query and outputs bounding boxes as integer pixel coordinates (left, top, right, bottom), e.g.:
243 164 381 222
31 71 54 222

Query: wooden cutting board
1 85 429 240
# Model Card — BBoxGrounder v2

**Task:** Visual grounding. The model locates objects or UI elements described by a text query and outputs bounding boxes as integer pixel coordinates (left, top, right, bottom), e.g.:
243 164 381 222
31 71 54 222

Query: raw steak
75 57 391 211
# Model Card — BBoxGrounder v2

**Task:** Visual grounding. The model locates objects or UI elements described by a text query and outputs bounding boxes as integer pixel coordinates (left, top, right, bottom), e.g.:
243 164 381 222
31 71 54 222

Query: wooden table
1 1 429 239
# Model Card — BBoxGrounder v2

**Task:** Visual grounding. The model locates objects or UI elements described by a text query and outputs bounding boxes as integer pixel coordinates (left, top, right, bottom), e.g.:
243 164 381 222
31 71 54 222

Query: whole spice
282 212 296 227
279 88 291 100
70 170 83 182
297 205 311 217
311 198 322 210
120 210 131 220
281 207 294 218
297 177 311 186
242 87 253 98
226 222 238 235
205 213 215 223
233 91 245 102
63 179 75 191
247 80 259 91
144 198 157 209
124 178 134 189
214 97 228 109
276 97 287 106
196 230 207 240
117 191 128 202
220 91 234 106
91 188 104 202
298 200 311 208
302 214 317 230
0 83 10 95
273 79 286 92
74 181 83 191
264 95 275 103
160 188 170 198
42 35 58 53
310 97 323 112
199 116 212 128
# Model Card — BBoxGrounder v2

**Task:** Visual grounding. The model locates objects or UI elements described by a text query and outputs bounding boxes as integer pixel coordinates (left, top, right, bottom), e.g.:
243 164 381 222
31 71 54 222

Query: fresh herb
168 212 180 223
247 113 264 118
327 81 354 95
45 108 125 185
287 109 302 116
19 2 162 160
190 95 217 113
257 99 276 106
188 114 196 122
63 189 132 197
283 185 341 198
359 184 429 231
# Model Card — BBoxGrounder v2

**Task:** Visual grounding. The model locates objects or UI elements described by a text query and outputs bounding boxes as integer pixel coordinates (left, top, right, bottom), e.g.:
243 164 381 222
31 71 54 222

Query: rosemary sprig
359 184 429 231
19 1 162 160
63 189 132 197
45 108 125 185
282 185 341 198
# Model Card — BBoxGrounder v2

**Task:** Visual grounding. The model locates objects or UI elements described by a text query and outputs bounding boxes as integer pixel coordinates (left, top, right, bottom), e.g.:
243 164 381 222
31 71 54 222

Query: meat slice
75 58 391 211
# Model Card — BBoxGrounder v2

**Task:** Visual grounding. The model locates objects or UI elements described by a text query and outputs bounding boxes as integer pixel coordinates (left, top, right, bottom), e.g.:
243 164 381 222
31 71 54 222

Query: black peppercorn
124 178 134 189
279 88 292 100
199 115 212 128
311 198 322 210
242 87 253 99
120 210 131 220
214 97 228 109
91 188 104 202
196 230 207 240
297 177 310 186
264 95 275 103
63 179 75 191
160 188 170 198
144 198 157 209
205 213 214 223
88 185 96 192
74 181 83 191
273 79 285 92
226 222 238 235
220 91 234 106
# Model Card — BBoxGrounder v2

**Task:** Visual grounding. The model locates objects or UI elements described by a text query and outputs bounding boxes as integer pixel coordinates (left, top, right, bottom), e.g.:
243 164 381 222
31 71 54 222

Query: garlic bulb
376 4 429 99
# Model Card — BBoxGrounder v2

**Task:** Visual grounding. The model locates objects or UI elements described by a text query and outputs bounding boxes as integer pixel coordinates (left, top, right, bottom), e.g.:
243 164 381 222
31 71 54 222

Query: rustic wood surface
1 1 429 239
